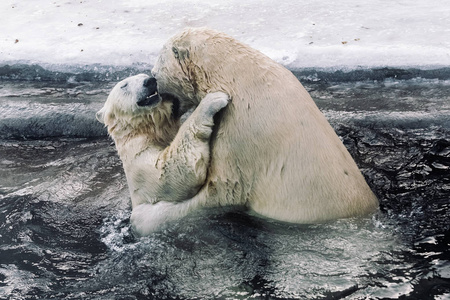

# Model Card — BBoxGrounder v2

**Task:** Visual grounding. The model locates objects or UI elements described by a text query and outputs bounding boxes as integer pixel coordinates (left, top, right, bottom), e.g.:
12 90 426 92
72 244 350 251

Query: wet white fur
143 28 379 232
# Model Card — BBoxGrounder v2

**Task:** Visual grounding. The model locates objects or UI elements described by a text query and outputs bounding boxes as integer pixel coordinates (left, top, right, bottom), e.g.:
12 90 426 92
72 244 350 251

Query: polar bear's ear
96 107 106 124
172 46 189 61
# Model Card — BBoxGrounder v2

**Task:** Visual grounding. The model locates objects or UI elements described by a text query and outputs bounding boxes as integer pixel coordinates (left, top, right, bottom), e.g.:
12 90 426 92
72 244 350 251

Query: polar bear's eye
172 47 179 58
121 83 128 89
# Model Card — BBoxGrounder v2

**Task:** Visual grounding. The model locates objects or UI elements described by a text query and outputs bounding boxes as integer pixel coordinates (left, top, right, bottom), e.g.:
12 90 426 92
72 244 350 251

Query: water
0 76 449 299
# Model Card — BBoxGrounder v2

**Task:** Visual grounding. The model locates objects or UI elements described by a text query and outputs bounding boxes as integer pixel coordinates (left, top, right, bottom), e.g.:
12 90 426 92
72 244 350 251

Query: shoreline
1 62 450 84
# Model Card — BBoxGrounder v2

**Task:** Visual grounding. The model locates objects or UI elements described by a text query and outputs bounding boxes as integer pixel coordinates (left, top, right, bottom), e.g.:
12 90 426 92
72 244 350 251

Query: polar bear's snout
137 77 159 107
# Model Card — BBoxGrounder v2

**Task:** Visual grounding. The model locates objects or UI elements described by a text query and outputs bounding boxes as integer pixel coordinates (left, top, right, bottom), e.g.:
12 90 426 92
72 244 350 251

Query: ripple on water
0 80 449 299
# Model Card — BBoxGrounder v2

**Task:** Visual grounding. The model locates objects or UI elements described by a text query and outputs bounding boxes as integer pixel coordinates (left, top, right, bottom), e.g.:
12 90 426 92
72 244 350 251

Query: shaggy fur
138 27 379 234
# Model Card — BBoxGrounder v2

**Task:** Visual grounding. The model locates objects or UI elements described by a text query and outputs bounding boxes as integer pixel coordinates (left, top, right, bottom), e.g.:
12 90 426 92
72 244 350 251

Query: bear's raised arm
152 91 230 201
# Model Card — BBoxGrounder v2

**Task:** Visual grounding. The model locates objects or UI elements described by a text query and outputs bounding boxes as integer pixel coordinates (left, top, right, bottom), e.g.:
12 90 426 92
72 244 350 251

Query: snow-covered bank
1 0 449 71
2 0 449 140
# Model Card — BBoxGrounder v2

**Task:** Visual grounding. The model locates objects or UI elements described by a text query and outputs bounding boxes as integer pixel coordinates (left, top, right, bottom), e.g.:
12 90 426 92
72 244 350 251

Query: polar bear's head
152 28 264 115
96 74 179 146
96 74 159 123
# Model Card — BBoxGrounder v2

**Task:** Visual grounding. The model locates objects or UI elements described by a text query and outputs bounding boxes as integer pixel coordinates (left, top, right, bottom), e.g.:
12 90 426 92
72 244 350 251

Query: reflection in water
0 79 449 299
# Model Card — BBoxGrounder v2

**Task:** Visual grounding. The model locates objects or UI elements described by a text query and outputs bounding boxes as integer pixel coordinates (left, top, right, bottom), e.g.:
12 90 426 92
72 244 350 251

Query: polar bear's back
206 58 378 222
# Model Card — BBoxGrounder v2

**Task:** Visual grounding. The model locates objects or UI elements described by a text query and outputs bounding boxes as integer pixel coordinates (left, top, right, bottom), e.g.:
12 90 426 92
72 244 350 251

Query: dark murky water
0 77 449 299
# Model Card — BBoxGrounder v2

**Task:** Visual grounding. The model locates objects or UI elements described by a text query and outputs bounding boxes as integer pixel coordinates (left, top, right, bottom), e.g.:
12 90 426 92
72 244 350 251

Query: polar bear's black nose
137 77 159 107
143 77 157 90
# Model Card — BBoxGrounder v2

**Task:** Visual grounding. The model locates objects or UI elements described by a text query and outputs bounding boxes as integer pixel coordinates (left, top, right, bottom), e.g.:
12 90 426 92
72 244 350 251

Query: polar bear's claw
199 92 230 118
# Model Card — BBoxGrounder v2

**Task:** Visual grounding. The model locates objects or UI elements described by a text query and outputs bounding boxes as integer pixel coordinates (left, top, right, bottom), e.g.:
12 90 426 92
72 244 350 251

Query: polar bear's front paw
130 202 188 236
199 91 230 118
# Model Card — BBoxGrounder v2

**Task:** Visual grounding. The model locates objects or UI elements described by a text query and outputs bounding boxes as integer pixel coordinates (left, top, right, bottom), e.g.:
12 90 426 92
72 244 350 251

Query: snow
1 0 450 70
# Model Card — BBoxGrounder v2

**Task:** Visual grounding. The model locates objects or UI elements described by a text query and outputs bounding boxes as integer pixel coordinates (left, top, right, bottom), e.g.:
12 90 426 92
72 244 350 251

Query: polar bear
146 27 379 232
96 74 229 234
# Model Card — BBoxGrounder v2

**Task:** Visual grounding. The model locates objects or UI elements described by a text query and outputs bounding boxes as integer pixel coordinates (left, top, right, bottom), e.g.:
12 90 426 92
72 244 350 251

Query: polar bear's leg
176 91 229 140
130 186 213 236
131 201 192 235
155 92 229 198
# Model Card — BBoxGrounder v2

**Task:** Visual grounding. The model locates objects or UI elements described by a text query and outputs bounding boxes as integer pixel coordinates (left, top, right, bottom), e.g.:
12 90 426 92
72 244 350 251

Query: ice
1 0 449 71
